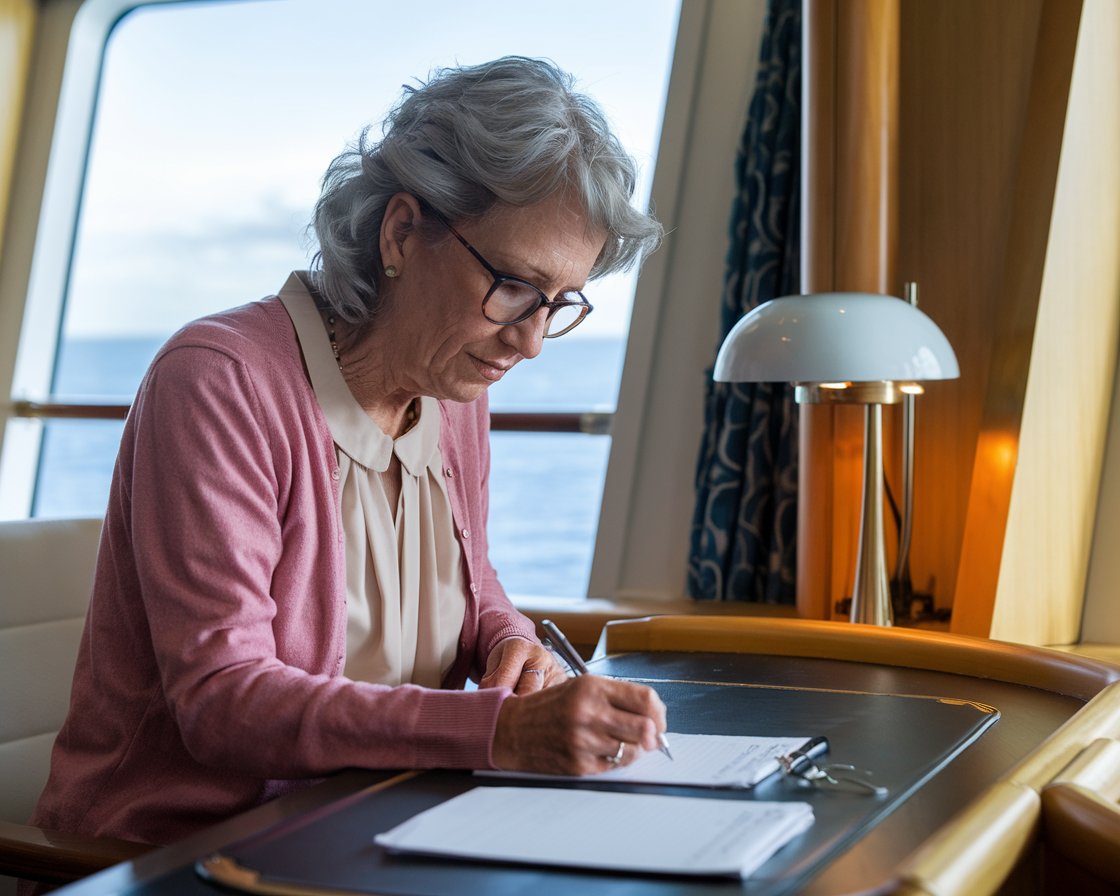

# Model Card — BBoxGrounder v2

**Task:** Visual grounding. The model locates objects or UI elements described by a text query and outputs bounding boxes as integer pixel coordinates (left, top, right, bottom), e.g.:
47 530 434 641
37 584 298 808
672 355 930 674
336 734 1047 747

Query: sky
62 0 681 339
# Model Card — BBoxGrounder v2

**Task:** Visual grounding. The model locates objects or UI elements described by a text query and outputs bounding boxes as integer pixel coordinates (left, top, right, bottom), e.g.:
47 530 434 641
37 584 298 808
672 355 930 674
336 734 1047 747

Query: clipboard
477 732 830 789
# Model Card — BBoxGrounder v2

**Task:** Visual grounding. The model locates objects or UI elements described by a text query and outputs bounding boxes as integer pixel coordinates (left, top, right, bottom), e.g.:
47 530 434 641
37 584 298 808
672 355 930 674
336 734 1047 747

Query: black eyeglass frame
427 208 594 338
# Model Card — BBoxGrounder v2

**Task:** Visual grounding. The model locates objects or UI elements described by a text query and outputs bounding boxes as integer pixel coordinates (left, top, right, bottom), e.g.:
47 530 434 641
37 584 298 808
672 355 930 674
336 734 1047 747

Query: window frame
0 0 152 517
0 0 766 605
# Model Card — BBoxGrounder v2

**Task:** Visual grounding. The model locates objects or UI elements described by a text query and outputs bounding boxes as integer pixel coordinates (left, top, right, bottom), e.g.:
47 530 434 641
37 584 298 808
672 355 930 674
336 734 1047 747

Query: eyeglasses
430 210 594 338
777 747 888 796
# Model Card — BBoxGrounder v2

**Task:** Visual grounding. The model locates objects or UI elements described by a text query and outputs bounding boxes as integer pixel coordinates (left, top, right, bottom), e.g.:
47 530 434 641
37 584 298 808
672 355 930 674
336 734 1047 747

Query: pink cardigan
32 296 536 845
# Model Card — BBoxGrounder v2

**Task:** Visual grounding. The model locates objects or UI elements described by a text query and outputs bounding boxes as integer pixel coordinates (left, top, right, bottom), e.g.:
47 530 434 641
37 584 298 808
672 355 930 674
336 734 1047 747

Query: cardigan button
444 467 453 477
331 468 340 481
461 528 470 539
470 582 478 594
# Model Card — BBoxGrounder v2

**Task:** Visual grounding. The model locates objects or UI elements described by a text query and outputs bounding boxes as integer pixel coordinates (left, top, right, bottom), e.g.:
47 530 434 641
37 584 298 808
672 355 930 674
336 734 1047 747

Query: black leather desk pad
209 678 998 895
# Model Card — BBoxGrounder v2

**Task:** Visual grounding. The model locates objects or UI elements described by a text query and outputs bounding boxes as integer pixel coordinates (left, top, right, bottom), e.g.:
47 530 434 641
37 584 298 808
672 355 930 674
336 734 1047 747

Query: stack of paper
375 786 813 878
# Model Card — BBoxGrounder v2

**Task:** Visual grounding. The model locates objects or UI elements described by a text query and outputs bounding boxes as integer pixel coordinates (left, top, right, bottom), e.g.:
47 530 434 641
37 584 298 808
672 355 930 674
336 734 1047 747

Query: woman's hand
478 636 567 695
490 675 667 776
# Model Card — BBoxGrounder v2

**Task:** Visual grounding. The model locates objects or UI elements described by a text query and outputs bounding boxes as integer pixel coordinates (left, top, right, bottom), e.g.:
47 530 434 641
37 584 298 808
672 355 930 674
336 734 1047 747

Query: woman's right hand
489 675 667 776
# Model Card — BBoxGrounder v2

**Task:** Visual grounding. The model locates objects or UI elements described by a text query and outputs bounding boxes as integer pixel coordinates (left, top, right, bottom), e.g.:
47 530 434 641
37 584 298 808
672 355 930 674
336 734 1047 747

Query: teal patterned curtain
687 0 801 603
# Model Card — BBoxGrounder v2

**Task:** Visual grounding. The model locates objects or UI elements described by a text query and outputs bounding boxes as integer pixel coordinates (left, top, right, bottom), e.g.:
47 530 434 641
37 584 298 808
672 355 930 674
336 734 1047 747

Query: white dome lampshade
714 293 959 385
711 292 958 629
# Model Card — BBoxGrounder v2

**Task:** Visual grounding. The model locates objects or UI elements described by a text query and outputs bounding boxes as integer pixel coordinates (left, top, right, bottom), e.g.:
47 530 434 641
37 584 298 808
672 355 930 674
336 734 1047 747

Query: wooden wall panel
0 0 35 254
897 0 1046 620
800 0 899 619
803 0 1111 641
980 0 1120 644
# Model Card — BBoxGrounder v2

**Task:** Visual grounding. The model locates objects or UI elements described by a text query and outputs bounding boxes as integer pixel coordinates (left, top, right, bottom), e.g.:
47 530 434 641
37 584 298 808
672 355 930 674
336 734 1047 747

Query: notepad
479 733 821 789
374 786 814 878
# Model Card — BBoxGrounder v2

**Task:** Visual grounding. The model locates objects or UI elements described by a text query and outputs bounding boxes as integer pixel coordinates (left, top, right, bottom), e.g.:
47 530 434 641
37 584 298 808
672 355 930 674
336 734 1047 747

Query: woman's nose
500 309 548 359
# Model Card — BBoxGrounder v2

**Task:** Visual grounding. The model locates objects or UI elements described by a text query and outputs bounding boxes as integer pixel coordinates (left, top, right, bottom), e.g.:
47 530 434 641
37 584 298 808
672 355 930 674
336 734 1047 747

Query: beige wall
950 0 1120 643
591 0 766 600
0 0 34 251
1082 338 1120 643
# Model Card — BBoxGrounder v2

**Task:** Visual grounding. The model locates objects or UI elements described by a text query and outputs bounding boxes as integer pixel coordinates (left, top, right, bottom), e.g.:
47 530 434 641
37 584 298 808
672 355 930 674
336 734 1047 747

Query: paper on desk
479 733 816 788
374 786 813 878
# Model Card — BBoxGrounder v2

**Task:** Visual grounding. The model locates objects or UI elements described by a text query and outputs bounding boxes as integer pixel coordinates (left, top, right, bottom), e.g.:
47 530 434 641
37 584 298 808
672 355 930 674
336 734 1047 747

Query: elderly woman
31 56 666 847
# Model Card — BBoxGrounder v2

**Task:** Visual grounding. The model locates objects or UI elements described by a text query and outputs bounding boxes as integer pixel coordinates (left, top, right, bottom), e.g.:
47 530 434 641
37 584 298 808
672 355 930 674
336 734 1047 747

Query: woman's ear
379 192 423 273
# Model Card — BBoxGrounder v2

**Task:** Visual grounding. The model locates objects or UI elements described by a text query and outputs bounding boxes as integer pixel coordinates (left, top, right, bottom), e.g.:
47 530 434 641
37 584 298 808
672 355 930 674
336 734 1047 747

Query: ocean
37 334 626 598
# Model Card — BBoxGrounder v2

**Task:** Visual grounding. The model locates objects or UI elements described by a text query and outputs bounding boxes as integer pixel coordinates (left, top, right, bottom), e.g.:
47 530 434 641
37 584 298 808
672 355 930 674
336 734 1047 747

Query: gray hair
309 56 663 324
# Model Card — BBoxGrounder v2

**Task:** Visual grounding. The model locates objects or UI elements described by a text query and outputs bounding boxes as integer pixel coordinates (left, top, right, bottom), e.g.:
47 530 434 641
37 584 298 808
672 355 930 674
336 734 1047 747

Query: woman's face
382 192 607 404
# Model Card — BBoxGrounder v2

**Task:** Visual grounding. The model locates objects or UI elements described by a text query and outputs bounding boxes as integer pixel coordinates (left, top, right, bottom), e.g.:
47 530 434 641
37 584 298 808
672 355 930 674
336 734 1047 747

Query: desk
51 642 1117 896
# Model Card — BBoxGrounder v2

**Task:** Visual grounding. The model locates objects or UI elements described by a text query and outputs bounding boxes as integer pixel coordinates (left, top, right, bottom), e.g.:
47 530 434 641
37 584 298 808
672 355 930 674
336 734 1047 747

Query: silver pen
540 618 674 761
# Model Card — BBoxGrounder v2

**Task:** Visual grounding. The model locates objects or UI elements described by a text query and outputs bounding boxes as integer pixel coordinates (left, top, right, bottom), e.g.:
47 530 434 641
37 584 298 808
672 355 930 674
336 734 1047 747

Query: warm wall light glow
820 382 851 390
899 384 925 395
978 430 1019 475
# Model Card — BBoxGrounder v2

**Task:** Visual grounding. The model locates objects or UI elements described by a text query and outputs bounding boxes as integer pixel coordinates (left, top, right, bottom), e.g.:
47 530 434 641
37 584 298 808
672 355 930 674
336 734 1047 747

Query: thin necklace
325 312 343 372
324 311 419 432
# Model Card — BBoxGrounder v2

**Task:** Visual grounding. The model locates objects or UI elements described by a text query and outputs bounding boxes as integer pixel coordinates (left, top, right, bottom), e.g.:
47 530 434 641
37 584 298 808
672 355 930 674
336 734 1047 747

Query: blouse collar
277 272 439 474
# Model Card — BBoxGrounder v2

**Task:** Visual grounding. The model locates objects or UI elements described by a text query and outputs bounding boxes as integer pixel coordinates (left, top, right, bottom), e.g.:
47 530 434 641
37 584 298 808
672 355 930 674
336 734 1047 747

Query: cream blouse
279 274 466 688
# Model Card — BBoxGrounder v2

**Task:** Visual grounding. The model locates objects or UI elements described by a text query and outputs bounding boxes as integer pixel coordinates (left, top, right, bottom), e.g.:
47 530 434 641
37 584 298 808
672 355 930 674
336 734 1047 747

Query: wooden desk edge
513 597 798 658
897 681 1120 896
596 615 1120 701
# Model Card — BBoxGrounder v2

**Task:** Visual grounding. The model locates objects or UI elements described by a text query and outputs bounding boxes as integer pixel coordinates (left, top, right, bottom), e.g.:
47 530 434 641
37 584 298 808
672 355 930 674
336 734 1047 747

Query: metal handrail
10 400 613 435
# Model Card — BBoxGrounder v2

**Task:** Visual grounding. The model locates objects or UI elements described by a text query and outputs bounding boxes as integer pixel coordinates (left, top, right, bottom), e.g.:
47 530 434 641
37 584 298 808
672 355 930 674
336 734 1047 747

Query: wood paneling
0 0 35 254
0 0 36 397
800 0 900 619
976 0 1120 643
804 0 1115 642
895 0 1051 627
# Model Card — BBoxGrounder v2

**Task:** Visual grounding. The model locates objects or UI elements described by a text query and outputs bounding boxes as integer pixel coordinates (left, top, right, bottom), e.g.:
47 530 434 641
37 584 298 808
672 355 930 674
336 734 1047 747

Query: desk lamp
713 292 959 625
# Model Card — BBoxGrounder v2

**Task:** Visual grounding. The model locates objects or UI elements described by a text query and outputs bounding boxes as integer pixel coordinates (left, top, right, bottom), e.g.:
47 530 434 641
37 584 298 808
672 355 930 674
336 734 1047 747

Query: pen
540 618 674 761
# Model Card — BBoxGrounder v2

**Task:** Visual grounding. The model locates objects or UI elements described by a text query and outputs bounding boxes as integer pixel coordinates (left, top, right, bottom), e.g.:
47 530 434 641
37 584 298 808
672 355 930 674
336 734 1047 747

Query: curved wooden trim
516 596 797 660
1041 780 1120 885
600 615 1120 700
1008 687 1120 790
0 819 149 885
1048 736 1120 797
898 687 1120 895
895 781 1041 896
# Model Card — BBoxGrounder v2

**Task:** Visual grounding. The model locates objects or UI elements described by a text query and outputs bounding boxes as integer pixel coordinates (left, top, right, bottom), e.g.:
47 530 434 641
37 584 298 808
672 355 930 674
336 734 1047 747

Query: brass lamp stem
893 282 919 612
850 403 893 625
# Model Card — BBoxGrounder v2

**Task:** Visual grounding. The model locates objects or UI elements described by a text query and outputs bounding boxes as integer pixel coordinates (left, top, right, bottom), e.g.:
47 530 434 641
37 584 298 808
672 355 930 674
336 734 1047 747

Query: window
6 0 681 598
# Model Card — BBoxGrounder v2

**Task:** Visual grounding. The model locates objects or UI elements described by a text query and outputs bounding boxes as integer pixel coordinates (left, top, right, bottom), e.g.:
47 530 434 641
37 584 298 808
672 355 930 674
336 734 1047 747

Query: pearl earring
385 265 400 278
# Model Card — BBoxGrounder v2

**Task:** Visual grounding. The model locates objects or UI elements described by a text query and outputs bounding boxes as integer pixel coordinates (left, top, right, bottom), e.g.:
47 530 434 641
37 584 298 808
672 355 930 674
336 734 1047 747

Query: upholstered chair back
0 517 102 825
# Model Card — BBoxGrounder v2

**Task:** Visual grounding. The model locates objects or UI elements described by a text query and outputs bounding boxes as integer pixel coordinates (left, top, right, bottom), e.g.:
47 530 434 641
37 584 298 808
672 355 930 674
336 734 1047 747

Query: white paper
479 733 816 789
374 786 813 878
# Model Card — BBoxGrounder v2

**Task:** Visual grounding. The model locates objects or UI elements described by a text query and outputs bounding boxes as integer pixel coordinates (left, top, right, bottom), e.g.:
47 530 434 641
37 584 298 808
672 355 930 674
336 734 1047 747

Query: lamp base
835 593 946 624
847 403 892 626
